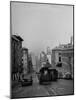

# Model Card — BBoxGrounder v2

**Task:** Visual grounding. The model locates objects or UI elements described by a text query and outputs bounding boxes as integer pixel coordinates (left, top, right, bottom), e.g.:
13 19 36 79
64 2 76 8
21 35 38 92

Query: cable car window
44 70 48 75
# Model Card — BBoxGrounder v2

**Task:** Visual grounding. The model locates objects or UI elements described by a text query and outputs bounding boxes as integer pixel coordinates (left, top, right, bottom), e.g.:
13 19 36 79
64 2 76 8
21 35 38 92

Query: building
51 37 74 78
40 51 47 68
22 48 28 74
22 48 33 74
28 53 33 73
35 55 41 72
39 49 52 70
30 52 36 71
11 35 23 80
46 47 52 64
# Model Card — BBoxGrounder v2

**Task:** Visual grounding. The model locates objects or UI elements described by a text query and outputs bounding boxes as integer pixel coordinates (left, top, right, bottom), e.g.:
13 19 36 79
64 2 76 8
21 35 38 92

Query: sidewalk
11 72 34 89
11 80 21 89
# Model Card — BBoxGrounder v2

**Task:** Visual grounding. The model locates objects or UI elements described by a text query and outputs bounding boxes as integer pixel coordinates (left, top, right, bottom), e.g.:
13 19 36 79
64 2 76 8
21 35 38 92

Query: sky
11 2 73 57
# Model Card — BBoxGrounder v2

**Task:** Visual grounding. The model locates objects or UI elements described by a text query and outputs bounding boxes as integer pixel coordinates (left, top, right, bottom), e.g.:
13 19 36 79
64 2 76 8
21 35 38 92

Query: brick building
11 35 23 80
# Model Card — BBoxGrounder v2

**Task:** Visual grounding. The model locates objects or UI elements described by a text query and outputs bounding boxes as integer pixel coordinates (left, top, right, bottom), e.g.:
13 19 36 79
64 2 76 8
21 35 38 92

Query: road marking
50 88 57 95
45 91 50 96
37 86 50 96
49 87 65 95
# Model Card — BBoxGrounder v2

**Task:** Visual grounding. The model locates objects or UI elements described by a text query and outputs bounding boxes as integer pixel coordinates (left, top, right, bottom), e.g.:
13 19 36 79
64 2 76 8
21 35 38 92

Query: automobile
39 67 50 84
58 72 64 79
63 72 72 80
21 74 33 86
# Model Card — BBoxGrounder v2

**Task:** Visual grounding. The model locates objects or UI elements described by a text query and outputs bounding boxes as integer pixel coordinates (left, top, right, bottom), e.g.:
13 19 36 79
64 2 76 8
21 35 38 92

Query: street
12 72 74 99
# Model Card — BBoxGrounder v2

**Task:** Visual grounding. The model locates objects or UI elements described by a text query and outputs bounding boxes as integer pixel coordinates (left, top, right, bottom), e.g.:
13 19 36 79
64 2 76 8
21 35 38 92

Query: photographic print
10 1 74 99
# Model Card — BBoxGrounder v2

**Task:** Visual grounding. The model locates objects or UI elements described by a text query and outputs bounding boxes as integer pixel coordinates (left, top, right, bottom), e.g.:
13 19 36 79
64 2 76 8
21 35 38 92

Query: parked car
58 72 64 79
64 72 72 80
21 74 33 86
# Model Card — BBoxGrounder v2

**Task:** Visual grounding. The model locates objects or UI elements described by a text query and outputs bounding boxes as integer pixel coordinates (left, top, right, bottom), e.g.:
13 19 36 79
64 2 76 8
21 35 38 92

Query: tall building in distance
40 51 47 68
22 48 28 74
46 47 52 64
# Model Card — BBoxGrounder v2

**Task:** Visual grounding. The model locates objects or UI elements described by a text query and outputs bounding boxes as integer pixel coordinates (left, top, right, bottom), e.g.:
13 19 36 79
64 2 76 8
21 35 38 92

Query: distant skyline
11 2 73 56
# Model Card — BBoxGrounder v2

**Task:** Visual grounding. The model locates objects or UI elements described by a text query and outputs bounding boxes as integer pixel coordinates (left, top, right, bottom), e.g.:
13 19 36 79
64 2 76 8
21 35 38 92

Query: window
59 53 61 55
56 56 62 67
59 56 61 62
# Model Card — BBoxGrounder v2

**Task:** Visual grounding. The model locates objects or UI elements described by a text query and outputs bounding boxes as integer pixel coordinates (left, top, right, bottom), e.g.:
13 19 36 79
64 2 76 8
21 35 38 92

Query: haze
11 2 73 56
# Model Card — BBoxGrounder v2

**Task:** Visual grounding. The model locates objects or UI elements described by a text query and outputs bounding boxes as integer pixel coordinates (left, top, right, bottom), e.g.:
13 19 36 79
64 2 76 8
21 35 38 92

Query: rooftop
12 35 23 41
52 43 73 51
22 47 28 51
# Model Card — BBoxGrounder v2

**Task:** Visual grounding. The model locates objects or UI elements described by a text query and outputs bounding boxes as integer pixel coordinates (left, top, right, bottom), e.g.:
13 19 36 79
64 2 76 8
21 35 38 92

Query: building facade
11 35 23 80
40 51 47 68
28 53 33 73
22 48 33 74
46 47 52 64
51 37 74 78
22 48 28 74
